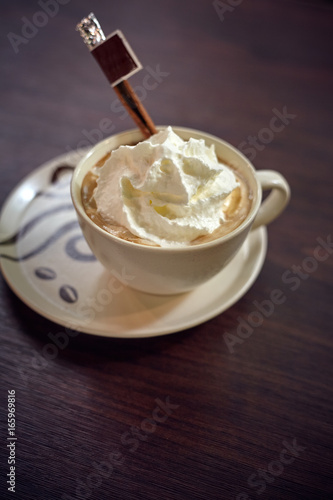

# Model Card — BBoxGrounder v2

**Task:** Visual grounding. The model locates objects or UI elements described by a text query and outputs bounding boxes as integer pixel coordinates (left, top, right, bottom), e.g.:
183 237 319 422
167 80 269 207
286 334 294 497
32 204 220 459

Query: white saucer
0 152 267 338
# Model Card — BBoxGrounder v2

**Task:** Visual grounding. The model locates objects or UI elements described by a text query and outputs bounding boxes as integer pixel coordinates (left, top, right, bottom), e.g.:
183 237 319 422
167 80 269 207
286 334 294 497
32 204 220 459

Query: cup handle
251 170 291 230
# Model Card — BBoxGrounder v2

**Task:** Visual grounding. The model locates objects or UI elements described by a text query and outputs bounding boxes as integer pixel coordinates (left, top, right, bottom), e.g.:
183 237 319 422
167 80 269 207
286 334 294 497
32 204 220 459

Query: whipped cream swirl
94 127 239 247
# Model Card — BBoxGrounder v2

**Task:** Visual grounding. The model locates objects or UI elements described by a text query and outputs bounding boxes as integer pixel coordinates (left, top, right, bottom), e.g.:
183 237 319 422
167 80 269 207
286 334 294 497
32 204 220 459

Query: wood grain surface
0 1 332 499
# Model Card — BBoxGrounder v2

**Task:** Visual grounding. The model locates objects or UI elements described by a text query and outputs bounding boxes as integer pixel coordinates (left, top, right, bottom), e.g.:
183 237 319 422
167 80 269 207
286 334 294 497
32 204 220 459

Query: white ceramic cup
71 127 290 294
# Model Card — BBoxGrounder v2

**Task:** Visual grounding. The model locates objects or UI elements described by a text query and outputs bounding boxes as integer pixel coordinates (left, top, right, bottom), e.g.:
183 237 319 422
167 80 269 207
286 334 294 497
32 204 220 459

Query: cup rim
71 126 262 252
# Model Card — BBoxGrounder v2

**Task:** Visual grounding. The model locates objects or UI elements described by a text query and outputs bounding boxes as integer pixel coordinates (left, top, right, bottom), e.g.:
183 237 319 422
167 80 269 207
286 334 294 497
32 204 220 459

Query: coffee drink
81 158 253 247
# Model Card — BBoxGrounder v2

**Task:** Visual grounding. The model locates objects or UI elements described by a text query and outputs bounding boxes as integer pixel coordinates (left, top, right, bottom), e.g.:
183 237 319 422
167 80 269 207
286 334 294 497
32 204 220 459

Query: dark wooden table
1 1 332 499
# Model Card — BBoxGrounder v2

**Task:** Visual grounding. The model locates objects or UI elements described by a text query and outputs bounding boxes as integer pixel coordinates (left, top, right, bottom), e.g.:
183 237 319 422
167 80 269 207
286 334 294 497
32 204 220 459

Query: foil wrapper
76 13 105 50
